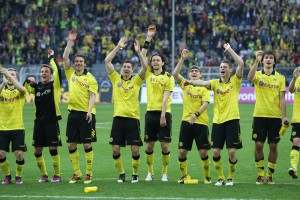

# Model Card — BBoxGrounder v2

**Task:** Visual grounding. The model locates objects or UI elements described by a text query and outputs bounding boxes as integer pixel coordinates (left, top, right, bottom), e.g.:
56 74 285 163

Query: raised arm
173 49 188 83
141 25 156 59
0 67 26 95
63 29 77 70
289 67 300 93
223 43 244 78
104 36 127 75
134 39 147 79
248 50 263 82
48 49 62 87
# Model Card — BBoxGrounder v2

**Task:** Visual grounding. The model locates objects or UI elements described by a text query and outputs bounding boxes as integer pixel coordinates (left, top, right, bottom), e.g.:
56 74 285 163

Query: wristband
143 41 150 49
195 112 200 117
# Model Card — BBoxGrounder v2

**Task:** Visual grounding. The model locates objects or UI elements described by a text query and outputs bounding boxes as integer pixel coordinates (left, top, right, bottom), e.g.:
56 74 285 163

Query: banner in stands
24 83 295 104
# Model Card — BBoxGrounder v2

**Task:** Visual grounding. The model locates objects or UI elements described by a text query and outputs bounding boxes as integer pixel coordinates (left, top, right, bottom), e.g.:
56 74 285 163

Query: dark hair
73 54 87 63
188 65 201 73
40 64 53 74
150 54 166 72
262 50 276 68
220 60 233 68
122 59 134 68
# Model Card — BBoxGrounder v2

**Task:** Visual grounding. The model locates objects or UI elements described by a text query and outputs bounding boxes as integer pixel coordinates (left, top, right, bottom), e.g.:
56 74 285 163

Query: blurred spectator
0 0 300 75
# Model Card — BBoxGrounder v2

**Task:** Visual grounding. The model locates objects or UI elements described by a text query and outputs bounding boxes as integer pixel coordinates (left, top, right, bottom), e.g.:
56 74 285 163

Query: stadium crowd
1 0 300 70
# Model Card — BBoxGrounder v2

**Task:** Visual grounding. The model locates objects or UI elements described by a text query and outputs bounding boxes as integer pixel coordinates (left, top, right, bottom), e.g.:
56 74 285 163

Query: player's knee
131 146 139 155
269 143 278 152
212 148 221 157
179 149 187 158
14 151 23 160
255 141 264 150
0 150 6 159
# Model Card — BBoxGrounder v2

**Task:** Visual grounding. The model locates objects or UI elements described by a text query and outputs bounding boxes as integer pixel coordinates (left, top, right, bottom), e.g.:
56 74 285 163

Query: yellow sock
113 154 125 174
36 155 48 176
85 150 94 175
52 154 60 176
201 157 210 179
0 158 11 176
290 149 299 170
132 155 140 175
266 162 276 177
161 152 170 175
227 160 237 180
16 160 24 177
213 157 225 180
179 158 188 177
69 149 81 175
255 159 265 177
145 151 154 175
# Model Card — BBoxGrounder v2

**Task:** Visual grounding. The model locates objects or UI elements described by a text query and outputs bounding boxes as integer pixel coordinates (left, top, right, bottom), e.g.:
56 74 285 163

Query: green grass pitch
0 103 299 200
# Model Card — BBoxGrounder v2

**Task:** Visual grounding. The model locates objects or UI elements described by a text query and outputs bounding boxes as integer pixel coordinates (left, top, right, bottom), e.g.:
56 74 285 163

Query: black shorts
144 111 172 143
178 121 211 151
211 119 242 149
109 116 143 147
290 123 300 142
66 111 97 144
0 130 27 152
33 121 62 147
252 117 281 143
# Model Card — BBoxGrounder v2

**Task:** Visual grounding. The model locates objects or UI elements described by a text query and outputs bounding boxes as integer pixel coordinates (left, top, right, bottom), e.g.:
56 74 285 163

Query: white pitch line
95 126 111 129
0 195 266 200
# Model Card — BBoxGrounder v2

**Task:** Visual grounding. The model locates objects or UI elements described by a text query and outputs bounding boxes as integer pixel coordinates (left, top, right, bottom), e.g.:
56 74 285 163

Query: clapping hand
134 39 141 53
118 36 127 49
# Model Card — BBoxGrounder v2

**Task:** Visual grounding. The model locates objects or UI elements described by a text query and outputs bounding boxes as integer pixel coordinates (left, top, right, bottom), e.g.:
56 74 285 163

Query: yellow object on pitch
180 179 199 184
84 186 99 193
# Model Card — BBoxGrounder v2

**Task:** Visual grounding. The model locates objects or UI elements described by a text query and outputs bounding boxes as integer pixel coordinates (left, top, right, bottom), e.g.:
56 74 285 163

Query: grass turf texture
0 103 299 199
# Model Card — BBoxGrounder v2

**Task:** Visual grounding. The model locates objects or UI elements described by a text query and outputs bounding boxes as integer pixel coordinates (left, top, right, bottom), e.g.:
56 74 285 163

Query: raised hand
134 39 140 53
293 67 300 79
256 50 264 63
0 68 9 83
118 36 127 49
223 43 231 52
181 49 189 59
0 67 8 74
69 29 77 41
147 25 156 38
48 49 54 58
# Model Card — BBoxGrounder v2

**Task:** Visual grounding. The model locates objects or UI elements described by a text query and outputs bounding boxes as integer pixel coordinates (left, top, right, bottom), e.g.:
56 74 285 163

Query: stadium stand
1 0 299 83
